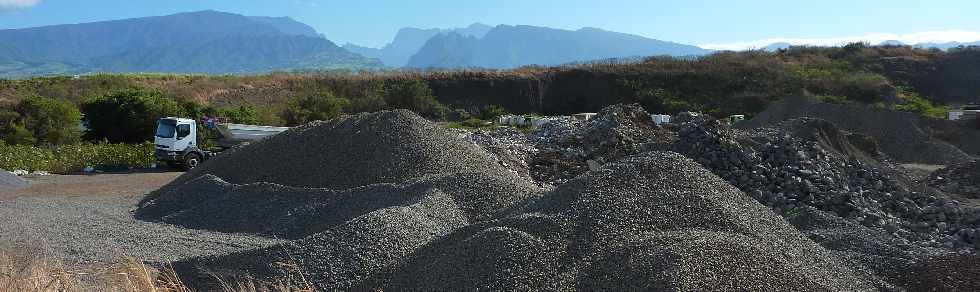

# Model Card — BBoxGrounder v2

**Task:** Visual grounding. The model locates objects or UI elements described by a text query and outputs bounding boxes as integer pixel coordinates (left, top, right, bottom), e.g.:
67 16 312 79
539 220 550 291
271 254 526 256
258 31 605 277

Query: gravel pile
467 127 539 179
930 160 980 199
143 110 542 290
0 169 28 191
672 117 980 250
740 95 976 165
373 152 877 291
148 106 977 290
148 110 512 193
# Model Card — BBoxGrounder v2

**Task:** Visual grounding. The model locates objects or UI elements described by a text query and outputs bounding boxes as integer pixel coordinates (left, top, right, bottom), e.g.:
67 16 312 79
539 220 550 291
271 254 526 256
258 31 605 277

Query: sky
1 0 980 49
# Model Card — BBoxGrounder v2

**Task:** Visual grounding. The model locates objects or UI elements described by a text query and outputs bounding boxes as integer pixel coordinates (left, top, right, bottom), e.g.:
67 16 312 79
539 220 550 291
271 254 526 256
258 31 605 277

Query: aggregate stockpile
0 169 28 191
141 108 979 290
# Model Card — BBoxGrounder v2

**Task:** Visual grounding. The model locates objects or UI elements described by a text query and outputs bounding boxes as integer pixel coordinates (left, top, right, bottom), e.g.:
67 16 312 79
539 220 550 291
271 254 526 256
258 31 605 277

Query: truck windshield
156 120 177 138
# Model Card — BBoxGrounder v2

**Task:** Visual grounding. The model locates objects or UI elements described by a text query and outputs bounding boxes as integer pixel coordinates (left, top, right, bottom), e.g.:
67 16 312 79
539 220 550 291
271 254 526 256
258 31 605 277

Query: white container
651 114 671 126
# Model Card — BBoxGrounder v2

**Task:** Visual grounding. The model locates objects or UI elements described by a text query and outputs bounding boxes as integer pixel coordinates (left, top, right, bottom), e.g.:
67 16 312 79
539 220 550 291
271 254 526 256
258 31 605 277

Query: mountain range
0 10 381 77
399 25 711 69
343 23 493 67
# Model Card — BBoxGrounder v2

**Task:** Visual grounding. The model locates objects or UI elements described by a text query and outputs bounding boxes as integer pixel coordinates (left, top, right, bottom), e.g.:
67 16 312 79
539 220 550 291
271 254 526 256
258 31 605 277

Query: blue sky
2 0 979 49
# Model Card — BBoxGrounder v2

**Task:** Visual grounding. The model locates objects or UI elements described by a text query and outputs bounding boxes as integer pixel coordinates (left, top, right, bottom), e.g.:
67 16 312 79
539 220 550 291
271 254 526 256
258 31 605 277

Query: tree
0 108 36 145
281 91 349 126
17 96 82 145
82 89 186 143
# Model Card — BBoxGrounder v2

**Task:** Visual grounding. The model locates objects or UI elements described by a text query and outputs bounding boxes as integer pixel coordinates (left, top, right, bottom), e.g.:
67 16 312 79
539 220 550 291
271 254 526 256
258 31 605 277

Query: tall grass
0 247 312 292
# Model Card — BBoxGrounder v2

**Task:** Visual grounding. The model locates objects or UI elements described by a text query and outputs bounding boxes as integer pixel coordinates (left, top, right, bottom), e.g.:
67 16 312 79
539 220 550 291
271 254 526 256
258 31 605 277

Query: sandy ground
0 172 281 267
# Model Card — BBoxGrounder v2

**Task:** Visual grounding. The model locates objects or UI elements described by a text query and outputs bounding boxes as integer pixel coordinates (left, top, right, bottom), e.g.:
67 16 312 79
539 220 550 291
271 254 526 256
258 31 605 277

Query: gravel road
0 172 282 267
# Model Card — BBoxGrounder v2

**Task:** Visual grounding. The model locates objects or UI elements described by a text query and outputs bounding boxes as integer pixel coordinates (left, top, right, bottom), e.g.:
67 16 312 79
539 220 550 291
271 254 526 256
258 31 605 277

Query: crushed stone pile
142 110 542 290
740 95 978 165
466 127 538 180
145 106 978 291
671 116 980 250
524 104 673 184
930 160 980 199
0 169 28 191
372 152 878 291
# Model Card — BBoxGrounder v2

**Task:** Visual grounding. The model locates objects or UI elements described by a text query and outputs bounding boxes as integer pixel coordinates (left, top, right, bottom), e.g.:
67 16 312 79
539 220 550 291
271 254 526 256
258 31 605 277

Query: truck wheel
183 153 202 171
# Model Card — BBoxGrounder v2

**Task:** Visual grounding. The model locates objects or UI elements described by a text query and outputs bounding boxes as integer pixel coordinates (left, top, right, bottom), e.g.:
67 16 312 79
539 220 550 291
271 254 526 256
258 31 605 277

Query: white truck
154 117 290 170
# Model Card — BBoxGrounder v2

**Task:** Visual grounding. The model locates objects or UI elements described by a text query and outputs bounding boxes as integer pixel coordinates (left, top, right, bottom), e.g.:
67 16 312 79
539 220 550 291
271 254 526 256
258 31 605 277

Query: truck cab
154 117 205 170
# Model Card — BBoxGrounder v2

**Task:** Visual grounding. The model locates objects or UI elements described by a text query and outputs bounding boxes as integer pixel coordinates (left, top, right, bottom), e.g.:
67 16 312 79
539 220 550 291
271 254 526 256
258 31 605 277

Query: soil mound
741 95 976 165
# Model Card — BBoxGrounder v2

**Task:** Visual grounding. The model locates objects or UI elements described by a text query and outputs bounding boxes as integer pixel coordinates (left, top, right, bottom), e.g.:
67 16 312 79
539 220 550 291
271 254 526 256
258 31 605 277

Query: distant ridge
405 25 710 69
343 23 492 67
0 10 381 78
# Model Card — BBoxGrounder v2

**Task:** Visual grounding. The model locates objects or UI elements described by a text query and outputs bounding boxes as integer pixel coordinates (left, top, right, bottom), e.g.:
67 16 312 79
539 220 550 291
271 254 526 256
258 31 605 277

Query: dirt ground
0 171 282 267
0 171 182 199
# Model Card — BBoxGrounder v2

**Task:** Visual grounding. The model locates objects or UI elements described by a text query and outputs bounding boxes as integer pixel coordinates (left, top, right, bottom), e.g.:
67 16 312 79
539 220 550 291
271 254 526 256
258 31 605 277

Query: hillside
343 23 492 67
406 25 711 69
0 10 381 77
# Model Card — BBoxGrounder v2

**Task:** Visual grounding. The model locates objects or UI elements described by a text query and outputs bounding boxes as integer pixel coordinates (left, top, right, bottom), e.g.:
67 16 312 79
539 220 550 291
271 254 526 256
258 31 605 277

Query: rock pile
931 160 980 199
524 104 673 184
672 117 980 250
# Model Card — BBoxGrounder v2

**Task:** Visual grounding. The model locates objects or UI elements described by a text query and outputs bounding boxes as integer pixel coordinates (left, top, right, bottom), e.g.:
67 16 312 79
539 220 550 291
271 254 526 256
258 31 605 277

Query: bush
480 104 508 120
82 89 186 143
281 91 349 126
384 80 447 119
0 142 155 174
220 103 260 124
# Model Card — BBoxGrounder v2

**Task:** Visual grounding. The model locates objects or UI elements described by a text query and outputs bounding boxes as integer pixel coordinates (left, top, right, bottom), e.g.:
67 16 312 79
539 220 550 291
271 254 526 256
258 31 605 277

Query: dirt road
0 172 281 267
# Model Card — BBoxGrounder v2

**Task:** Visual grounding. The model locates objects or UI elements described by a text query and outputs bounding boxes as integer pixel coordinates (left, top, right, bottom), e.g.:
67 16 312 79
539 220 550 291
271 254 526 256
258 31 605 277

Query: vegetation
0 142 154 174
1 246 312 292
0 96 81 146
81 89 186 143
2 45 978 172
281 91 350 126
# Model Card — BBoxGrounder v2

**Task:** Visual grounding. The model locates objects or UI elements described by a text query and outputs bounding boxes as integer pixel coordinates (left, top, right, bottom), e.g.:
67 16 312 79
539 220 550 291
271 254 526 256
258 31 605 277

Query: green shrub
893 87 947 118
281 90 350 126
220 103 260 124
82 89 186 143
384 80 447 119
0 142 155 174
480 105 508 121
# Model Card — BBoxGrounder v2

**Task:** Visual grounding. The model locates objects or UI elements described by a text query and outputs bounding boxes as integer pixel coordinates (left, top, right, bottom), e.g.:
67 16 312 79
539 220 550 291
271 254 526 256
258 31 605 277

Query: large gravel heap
173 152 879 291
145 107 980 290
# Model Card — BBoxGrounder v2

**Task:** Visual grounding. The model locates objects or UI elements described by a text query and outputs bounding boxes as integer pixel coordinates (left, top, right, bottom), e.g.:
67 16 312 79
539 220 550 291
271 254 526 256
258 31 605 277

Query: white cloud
700 30 980 51
0 0 41 10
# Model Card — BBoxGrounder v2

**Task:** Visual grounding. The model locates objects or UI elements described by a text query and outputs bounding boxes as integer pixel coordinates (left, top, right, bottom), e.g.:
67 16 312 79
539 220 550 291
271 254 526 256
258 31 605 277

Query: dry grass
0 248 312 292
